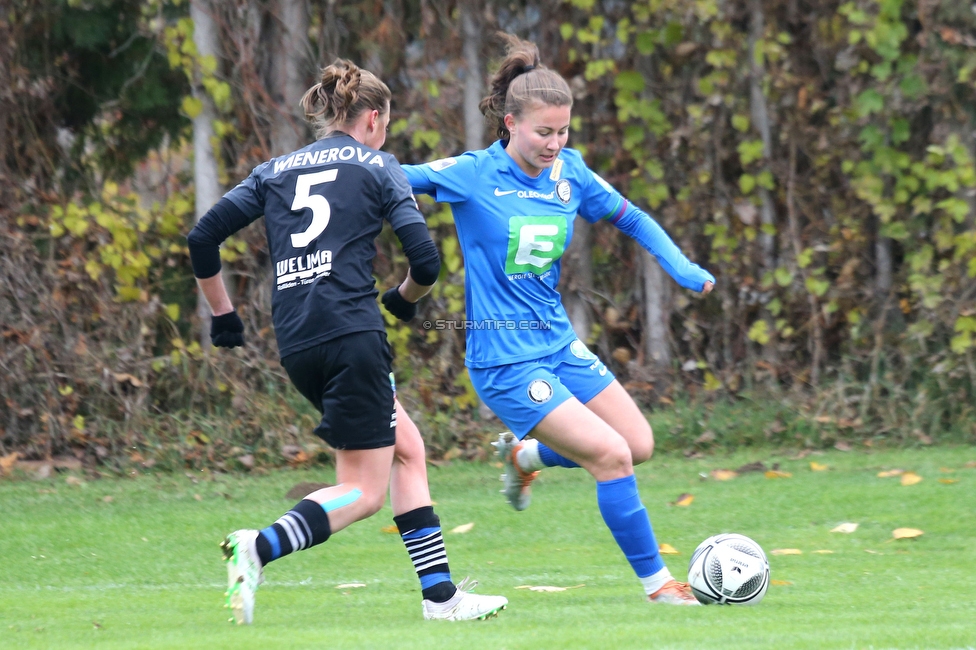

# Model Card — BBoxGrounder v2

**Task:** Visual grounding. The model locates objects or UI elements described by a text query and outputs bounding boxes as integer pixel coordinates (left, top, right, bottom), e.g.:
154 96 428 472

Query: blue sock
596 474 665 578
538 442 581 468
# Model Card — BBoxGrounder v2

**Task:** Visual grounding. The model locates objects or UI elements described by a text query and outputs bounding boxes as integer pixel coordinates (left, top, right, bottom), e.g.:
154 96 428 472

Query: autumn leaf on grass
877 469 905 478
892 528 923 540
450 522 475 534
810 462 829 472
335 583 366 589
380 525 399 534
771 548 803 555
830 523 859 534
658 543 680 555
771 580 793 586
765 470 792 479
900 472 923 486
710 469 738 481
672 493 694 507
515 584 585 592
813 550 835 554
938 478 959 484
965 461 976 468
939 467 955 473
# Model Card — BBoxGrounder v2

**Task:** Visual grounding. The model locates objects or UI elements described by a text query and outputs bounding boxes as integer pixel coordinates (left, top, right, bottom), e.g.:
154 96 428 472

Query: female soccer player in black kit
187 59 507 625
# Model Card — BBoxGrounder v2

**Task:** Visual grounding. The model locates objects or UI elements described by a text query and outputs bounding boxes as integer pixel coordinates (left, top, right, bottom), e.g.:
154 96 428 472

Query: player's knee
631 424 654 465
394 425 426 467
594 437 633 476
360 489 387 517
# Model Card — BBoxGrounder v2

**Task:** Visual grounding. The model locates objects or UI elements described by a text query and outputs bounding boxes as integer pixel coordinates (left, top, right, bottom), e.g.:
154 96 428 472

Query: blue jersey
403 140 714 369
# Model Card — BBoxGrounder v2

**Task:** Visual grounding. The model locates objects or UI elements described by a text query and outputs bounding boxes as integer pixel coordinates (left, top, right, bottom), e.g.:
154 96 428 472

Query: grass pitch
2 446 975 649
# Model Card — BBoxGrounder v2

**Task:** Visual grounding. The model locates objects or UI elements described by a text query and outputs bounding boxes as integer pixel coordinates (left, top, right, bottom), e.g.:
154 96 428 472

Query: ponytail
480 33 573 141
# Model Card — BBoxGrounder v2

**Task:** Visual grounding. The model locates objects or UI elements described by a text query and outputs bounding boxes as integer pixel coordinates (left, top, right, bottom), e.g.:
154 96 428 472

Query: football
687 533 770 605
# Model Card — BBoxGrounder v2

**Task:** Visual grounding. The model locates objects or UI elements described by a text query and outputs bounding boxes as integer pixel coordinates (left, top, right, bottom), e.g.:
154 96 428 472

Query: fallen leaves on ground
813 550 835 554
765 470 792 479
658 543 680 555
938 478 959 484
892 528 923 540
380 525 399 534
939 467 955 473
877 469 905 478
710 469 738 481
335 583 366 589
514 584 585 592
772 548 803 555
900 472 923 486
830 522 859 534
65 476 83 487
771 580 793 586
673 493 694 507
450 522 475 534
965 461 976 468
810 462 829 471
864 549 882 554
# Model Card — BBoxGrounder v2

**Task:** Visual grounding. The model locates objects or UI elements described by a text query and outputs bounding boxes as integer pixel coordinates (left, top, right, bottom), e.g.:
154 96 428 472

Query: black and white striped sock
255 499 331 565
394 506 455 603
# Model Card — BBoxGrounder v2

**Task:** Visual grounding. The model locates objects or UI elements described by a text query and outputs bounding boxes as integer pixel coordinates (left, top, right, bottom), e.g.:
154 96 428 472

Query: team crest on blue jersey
527 379 554 404
556 179 571 204
570 339 596 361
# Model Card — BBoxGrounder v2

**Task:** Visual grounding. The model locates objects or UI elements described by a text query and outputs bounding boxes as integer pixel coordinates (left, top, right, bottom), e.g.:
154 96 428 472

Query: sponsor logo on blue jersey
505 216 567 276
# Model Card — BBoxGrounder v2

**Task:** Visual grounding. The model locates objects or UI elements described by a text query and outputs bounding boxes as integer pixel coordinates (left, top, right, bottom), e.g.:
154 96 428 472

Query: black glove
210 310 245 348
381 287 418 322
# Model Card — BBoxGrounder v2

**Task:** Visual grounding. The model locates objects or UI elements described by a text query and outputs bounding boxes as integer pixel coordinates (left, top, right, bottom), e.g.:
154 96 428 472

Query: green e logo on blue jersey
505 216 568 275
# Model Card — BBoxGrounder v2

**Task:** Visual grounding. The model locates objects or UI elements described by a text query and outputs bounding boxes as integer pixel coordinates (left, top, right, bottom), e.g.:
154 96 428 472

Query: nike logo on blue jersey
494 188 517 196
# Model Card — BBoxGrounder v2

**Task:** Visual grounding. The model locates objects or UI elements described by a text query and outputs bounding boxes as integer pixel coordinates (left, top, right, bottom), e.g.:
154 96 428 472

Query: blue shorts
469 339 616 439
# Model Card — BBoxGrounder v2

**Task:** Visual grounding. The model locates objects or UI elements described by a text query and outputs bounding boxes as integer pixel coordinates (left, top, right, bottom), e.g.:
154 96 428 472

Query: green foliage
6 0 976 465
13 0 190 180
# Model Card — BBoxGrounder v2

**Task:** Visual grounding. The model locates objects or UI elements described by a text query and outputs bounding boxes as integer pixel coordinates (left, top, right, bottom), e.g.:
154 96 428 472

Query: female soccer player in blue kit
187 59 506 624
403 35 715 605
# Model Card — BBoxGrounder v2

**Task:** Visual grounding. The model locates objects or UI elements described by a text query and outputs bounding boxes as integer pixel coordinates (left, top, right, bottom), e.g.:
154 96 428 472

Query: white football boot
422 577 508 621
493 432 539 511
221 529 264 624
647 579 701 606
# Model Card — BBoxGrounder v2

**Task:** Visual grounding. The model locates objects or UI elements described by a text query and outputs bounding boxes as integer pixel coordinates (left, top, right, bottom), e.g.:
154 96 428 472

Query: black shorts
281 330 397 450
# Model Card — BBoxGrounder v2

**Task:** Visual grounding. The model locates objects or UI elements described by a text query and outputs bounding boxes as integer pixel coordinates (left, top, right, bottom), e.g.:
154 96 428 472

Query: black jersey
221 133 425 358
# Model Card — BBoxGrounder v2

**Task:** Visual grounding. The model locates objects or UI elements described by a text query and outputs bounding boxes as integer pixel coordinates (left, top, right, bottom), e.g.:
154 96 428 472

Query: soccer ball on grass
687 533 769 605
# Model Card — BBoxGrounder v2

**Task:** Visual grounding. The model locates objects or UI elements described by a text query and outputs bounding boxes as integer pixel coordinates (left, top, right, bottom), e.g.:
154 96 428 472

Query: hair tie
523 64 535 73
